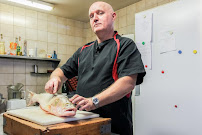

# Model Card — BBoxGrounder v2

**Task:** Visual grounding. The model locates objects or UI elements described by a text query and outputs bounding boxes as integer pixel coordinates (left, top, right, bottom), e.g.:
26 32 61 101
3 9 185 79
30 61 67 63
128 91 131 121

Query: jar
28 49 34 57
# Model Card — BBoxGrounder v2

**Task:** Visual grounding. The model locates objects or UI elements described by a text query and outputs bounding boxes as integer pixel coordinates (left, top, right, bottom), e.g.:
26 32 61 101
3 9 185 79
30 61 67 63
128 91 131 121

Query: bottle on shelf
52 50 57 59
16 37 21 56
18 36 22 56
0 34 5 55
23 40 27 56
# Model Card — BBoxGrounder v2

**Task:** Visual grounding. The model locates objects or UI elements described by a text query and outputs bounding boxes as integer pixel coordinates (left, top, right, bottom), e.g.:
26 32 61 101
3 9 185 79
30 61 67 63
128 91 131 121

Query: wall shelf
0 54 60 62
0 54 60 69
30 72 51 75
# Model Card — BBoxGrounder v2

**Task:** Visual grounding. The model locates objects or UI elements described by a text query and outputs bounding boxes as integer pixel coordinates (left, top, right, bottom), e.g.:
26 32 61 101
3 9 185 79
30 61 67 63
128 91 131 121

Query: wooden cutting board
6 106 99 126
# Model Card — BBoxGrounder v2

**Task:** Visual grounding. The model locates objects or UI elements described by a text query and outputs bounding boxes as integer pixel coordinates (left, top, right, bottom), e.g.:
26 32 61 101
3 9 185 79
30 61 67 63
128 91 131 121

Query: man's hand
69 94 96 111
45 77 61 94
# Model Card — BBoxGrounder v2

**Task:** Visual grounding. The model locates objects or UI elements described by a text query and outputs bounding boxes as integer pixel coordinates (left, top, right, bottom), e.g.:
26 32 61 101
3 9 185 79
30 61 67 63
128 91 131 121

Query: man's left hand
69 94 96 111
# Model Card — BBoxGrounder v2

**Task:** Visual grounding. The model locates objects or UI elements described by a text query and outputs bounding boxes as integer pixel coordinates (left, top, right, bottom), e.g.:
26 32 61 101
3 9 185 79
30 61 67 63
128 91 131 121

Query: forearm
96 74 137 107
50 68 67 83
70 74 138 111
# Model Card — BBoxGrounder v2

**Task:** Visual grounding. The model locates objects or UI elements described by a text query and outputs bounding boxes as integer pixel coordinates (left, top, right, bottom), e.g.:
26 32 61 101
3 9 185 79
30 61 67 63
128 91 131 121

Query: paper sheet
136 41 152 69
135 13 153 42
157 27 176 53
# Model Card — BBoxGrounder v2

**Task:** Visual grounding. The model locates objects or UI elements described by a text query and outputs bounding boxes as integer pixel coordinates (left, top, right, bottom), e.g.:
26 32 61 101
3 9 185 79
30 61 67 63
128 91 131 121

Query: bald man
45 1 146 134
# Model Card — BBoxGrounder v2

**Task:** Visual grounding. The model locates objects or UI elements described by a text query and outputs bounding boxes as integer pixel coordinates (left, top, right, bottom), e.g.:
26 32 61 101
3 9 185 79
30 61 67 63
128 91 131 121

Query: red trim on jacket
113 32 131 98
78 42 94 66
112 32 120 81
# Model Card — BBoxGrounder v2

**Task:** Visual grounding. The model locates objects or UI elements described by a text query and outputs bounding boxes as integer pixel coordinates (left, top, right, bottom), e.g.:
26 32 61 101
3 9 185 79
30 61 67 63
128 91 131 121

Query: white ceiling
0 0 140 22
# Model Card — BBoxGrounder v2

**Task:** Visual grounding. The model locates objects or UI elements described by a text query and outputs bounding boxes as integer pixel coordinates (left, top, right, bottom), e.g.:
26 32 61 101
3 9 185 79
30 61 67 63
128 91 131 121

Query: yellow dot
193 50 197 54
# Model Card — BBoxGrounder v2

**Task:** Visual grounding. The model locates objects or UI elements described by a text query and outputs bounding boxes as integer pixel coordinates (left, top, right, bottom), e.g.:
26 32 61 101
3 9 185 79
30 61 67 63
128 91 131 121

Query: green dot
142 42 145 45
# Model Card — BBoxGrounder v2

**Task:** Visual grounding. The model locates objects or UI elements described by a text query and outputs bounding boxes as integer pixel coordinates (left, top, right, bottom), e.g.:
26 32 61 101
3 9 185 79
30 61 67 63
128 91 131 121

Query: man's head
89 1 116 34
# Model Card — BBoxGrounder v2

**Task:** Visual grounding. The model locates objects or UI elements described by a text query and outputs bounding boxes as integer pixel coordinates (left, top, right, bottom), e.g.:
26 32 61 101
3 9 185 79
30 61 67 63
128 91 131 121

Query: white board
6 106 99 126
134 0 202 135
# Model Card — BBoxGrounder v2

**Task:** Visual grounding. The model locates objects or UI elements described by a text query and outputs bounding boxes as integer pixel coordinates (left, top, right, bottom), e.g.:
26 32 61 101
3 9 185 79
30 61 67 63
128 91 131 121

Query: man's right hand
45 77 61 94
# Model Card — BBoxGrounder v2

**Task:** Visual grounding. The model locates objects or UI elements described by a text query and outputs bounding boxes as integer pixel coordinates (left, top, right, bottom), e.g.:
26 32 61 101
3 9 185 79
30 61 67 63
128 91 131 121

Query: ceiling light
7 0 54 11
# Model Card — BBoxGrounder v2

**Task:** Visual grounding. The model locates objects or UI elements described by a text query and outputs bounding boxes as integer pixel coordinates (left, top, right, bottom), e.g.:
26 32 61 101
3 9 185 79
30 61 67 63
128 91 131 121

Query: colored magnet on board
145 65 148 68
142 42 145 45
174 105 178 108
170 31 173 35
193 50 197 54
161 70 164 74
178 50 182 54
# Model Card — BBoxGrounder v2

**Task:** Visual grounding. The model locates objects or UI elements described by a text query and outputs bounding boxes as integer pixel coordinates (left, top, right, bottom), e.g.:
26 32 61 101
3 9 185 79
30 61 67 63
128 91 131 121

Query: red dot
161 70 164 74
174 105 178 108
145 65 148 68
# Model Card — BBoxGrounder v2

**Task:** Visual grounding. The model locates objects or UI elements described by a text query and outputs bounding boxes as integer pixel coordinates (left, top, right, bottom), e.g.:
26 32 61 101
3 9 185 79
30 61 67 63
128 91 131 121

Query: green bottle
16 37 20 56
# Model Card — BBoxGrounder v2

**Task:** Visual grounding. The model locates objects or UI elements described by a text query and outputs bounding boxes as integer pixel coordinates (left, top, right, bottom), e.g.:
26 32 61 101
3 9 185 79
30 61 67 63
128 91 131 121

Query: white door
133 0 202 135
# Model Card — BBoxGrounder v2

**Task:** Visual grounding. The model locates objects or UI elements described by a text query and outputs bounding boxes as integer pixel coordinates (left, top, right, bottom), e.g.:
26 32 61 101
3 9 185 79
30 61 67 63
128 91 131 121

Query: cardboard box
3 113 111 135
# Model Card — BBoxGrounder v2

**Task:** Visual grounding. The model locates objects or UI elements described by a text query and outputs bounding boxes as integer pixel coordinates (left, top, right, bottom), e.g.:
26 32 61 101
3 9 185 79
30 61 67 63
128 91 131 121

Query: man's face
89 2 116 33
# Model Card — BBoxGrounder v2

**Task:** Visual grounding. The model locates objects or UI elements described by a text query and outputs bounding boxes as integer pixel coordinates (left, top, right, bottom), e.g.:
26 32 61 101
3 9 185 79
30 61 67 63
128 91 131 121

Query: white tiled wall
0 2 86 99
0 3 86 65
85 0 176 42
0 0 175 99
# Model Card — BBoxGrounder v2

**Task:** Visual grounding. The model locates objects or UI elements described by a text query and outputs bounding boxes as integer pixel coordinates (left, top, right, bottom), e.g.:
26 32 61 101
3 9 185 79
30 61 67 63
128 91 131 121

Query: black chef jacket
61 32 146 135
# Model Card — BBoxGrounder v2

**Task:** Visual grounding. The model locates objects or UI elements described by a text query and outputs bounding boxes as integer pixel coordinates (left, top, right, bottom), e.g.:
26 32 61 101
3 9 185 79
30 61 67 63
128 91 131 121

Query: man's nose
93 14 99 22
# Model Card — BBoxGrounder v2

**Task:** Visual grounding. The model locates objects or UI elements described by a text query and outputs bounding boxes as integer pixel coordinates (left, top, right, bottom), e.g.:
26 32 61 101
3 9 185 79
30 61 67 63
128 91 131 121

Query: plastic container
28 49 34 57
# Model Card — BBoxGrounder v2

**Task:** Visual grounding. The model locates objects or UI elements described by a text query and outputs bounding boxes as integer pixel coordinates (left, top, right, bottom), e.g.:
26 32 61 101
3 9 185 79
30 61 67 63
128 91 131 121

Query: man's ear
112 12 116 20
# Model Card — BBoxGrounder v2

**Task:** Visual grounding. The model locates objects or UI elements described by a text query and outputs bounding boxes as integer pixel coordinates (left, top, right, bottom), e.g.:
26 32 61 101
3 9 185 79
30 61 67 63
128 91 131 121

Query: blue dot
178 50 182 54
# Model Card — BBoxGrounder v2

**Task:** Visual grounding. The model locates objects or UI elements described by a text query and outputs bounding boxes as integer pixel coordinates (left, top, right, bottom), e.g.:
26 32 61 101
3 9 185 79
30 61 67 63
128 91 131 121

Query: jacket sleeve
117 38 146 85
60 47 82 79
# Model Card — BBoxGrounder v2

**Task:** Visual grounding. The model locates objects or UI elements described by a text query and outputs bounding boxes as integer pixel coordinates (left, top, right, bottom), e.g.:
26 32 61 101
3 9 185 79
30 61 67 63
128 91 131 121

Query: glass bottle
0 34 5 55
16 37 21 56
52 50 57 59
18 36 22 56
23 40 27 56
